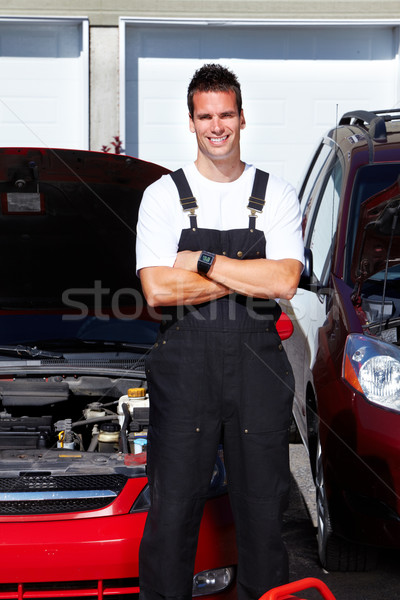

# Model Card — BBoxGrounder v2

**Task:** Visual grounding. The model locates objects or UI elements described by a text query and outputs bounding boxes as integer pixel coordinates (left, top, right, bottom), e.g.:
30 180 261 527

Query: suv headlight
342 334 400 411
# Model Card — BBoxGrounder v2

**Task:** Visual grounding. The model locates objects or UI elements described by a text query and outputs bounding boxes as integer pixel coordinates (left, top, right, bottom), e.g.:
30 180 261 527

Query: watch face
198 251 215 274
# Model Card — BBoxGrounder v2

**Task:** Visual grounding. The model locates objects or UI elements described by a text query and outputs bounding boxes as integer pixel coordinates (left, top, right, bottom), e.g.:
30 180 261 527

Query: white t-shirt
136 163 304 272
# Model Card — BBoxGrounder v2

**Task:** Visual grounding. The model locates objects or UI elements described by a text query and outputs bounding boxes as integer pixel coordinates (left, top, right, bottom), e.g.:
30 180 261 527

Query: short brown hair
187 63 242 117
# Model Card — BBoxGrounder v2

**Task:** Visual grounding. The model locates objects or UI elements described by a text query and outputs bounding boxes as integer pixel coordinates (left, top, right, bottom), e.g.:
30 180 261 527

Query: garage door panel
0 22 82 59
0 95 57 124
133 29 201 59
0 19 88 149
246 100 286 126
295 27 393 60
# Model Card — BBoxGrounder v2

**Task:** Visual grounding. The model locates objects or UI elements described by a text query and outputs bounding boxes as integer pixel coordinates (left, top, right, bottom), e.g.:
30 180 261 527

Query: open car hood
0 148 169 310
351 176 400 286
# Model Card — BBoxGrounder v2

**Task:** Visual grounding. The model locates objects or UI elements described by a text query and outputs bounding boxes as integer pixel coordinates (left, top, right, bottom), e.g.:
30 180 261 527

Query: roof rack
339 109 400 143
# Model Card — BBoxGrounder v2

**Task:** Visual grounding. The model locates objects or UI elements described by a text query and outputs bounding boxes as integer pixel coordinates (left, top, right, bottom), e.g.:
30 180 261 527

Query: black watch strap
197 251 216 275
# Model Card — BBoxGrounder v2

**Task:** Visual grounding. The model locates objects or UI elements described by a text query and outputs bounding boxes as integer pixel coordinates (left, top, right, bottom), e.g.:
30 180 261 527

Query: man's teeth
210 136 228 142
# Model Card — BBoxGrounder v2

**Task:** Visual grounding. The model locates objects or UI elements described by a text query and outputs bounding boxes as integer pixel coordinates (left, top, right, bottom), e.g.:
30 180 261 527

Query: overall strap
247 169 269 229
170 168 198 229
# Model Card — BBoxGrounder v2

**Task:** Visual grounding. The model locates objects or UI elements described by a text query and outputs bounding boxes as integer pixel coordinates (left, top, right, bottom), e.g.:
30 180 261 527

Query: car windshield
345 163 400 287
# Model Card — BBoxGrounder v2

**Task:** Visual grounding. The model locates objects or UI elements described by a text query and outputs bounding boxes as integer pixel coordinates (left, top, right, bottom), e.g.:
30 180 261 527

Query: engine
0 378 149 454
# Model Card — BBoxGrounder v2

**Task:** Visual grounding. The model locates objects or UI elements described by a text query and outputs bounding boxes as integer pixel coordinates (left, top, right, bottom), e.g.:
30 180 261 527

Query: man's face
189 90 246 163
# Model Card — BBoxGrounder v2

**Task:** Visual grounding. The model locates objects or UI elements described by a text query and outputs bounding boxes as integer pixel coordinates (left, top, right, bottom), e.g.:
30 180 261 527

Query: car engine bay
0 375 149 455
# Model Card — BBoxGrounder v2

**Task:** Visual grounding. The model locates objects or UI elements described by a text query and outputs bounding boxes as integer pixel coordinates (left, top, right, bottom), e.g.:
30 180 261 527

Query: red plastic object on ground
260 577 337 600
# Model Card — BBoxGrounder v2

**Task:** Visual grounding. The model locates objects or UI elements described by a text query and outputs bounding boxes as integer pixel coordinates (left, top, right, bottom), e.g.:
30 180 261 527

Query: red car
0 148 238 599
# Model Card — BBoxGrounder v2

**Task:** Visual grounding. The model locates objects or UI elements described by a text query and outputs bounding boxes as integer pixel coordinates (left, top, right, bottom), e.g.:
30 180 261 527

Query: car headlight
342 334 400 411
130 449 227 512
192 567 235 597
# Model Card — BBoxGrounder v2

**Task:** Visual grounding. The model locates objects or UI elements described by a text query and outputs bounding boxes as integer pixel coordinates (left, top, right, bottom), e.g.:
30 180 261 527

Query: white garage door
122 21 399 189
0 18 89 150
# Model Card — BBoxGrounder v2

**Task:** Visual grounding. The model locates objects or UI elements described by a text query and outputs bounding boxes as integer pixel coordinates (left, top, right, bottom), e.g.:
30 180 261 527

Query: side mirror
298 247 316 291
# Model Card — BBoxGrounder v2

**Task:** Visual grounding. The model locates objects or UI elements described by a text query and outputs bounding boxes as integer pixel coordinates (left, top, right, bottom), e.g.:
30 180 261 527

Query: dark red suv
281 110 400 572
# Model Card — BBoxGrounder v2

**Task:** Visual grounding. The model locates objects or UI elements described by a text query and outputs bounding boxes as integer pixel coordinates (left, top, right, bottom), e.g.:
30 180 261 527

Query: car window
308 157 343 284
299 142 335 237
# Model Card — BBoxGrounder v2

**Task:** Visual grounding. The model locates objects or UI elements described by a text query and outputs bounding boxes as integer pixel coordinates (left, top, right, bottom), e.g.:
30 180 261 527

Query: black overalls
139 169 295 600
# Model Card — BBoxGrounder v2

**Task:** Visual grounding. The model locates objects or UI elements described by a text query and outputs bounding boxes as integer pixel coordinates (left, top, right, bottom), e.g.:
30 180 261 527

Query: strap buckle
248 196 266 217
180 196 198 213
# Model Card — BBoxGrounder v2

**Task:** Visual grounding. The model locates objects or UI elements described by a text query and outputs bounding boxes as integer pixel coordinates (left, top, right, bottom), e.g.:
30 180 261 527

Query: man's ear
189 113 195 133
240 110 246 130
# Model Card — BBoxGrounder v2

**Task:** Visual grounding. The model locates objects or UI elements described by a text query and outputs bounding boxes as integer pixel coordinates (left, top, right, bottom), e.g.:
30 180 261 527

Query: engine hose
72 415 117 428
121 402 131 454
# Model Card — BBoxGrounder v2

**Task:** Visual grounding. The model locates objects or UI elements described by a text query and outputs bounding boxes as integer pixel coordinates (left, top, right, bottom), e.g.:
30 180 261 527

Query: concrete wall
90 27 120 152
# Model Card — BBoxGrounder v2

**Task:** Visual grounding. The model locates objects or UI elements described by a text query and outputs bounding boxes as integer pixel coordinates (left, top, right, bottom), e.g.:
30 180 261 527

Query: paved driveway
286 444 400 600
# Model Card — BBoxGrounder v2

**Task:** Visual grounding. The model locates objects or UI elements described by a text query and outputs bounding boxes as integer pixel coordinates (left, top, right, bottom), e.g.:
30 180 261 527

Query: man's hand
173 250 201 272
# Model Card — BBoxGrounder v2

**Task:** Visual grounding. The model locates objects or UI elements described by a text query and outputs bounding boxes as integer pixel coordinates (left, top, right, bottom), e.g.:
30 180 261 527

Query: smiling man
136 64 304 600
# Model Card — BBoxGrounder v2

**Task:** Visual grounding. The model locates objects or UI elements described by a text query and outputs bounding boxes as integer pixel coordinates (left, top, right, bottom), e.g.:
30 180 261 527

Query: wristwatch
197 251 216 275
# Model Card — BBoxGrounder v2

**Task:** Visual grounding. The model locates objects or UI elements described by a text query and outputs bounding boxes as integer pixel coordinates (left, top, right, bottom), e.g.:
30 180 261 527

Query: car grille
0 474 127 515
0 578 140 600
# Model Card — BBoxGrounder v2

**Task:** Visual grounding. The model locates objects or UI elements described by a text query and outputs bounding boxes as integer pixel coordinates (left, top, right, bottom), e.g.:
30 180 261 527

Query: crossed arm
139 250 303 308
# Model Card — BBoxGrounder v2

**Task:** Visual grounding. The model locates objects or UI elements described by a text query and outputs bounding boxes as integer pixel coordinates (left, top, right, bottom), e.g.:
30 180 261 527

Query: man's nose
211 117 224 133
